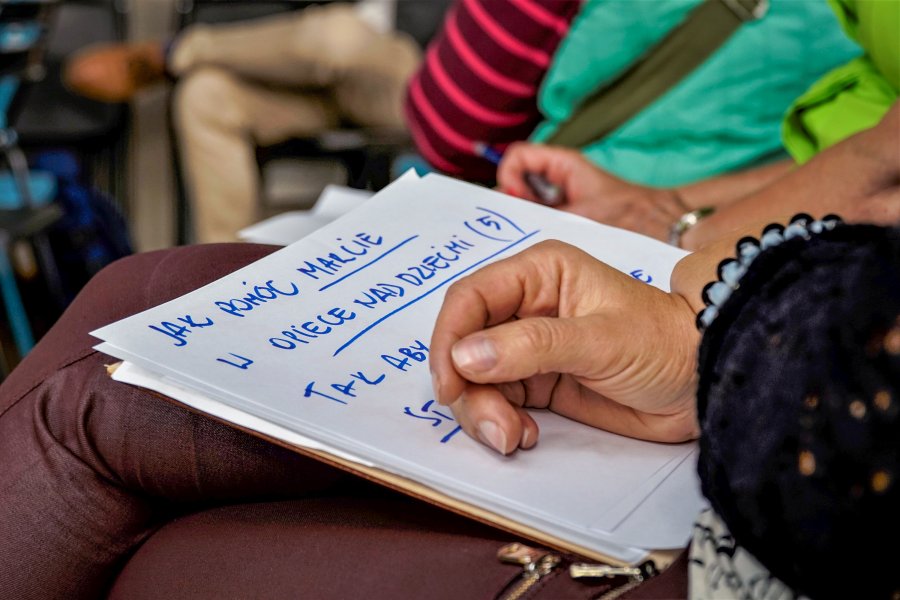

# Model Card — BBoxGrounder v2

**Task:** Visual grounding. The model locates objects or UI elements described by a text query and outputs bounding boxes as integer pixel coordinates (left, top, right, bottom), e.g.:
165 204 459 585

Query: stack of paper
94 172 703 565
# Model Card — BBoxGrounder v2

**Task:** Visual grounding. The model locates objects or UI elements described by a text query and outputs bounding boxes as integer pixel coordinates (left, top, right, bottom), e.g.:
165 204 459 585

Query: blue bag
33 150 133 302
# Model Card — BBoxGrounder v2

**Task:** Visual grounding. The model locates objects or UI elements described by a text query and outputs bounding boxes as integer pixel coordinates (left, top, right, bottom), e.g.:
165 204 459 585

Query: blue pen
473 142 564 207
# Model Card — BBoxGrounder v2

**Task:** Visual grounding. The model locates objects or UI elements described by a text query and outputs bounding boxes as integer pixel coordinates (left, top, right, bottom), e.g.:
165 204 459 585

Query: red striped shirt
404 0 580 182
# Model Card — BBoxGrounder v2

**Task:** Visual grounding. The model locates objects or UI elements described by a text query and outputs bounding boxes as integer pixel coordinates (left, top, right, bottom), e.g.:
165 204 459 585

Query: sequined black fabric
696 225 900 599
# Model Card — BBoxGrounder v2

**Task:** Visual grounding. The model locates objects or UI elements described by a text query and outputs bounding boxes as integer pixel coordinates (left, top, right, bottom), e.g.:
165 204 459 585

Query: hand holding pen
491 143 701 244
474 142 565 207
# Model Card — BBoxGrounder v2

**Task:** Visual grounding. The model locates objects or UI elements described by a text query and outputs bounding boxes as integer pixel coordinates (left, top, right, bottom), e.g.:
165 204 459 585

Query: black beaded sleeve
695 223 900 600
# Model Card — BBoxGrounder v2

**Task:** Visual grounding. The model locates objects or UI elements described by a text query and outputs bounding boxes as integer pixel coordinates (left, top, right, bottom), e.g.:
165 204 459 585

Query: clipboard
95 171 702 570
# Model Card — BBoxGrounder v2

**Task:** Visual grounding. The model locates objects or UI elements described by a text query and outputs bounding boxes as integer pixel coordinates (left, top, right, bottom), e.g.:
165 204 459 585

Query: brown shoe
63 41 167 103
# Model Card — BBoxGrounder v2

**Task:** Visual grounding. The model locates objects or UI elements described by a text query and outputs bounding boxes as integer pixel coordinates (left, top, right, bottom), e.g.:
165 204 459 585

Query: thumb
450 315 608 385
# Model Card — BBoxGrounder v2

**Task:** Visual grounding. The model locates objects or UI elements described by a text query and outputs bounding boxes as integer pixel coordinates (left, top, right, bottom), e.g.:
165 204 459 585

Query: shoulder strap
545 0 768 148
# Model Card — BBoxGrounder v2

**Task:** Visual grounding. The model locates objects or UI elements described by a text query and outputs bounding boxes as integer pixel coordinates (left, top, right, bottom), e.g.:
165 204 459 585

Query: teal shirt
530 0 861 187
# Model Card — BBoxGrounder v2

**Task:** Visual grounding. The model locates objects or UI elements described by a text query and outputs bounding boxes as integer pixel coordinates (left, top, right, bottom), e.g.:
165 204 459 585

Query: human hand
497 143 687 241
429 240 700 455
843 186 900 225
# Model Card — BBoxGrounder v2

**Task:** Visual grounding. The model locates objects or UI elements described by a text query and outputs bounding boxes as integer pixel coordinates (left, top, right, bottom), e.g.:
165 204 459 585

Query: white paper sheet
94 171 702 562
238 185 374 245
108 359 375 467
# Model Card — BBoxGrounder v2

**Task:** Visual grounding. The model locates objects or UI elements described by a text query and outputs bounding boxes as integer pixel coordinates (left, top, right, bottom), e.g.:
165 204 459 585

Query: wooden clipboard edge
283 435 681 570
105 362 681 570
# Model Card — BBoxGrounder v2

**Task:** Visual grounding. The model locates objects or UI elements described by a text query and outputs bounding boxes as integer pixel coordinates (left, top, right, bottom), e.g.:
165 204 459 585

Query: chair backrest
394 0 453 49
0 0 60 124
0 0 60 211
14 0 128 144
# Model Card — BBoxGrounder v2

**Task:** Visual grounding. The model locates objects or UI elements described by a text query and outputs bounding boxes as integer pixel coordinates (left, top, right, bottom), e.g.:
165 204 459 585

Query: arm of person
683 101 900 250
429 240 711 454
428 210 794 455
433 102 900 455
496 142 793 242
674 159 794 211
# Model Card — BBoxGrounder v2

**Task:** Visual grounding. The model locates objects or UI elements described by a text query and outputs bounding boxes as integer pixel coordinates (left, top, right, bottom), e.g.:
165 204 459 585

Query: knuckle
531 239 583 264
519 318 560 357
530 239 566 255
443 279 469 303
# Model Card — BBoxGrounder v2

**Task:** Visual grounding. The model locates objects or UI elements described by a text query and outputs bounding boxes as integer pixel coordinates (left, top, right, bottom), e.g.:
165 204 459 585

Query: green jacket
782 0 899 163
530 0 860 186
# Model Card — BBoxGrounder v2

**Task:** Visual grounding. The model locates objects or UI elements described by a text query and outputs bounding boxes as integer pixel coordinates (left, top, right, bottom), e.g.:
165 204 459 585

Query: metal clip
497 542 549 567
569 561 658 582
497 543 562 600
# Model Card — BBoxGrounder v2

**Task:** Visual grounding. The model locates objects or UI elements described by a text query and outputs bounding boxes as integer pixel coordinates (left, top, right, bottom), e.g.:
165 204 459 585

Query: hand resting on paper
429 240 701 455
496 144 688 243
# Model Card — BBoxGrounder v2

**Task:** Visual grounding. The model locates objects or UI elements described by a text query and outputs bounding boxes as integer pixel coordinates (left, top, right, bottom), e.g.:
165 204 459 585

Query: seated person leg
170 5 391 88
334 29 422 129
64 4 412 102
172 67 338 243
0 245 345 599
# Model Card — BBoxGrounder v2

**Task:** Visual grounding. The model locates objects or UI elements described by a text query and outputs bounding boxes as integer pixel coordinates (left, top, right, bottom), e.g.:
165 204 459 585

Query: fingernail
521 427 533 449
452 337 497 372
476 420 507 455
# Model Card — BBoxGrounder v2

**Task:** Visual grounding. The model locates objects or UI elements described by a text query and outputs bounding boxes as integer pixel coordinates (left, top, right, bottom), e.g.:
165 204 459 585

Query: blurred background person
407 0 858 188
65 0 450 243
494 0 899 249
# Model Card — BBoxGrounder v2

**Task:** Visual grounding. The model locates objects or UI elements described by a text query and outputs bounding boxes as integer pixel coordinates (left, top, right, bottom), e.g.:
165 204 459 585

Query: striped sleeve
404 0 580 182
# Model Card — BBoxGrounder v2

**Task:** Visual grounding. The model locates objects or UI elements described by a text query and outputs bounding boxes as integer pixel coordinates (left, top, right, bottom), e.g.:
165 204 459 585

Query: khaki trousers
170 5 421 243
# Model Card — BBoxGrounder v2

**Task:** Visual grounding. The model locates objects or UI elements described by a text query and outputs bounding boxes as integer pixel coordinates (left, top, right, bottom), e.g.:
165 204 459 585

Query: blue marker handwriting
629 269 653 284
295 232 386 282
146 210 534 357
352 234 477 310
382 339 429 372
393 235 476 288
464 207 527 243
301 340 428 405
333 228 539 356
303 368 387 405
404 399 463 444
267 306 358 350
217 353 254 369
214 278 301 318
148 314 215 347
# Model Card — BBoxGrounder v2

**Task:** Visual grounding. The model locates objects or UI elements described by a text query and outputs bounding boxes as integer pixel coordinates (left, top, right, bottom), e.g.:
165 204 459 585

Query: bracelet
669 206 716 248
696 213 843 331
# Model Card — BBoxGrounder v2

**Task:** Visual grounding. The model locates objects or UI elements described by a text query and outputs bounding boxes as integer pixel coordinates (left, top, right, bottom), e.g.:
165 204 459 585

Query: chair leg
31 232 66 309
0 233 35 358
0 132 67 310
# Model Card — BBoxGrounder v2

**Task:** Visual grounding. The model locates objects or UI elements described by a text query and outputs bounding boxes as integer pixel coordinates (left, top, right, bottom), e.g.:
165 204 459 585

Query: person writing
1 9 896 593
431 101 899 454
0 121 896 600
65 0 442 243
494 0 898 250
428 106 900 600
429 217 900 599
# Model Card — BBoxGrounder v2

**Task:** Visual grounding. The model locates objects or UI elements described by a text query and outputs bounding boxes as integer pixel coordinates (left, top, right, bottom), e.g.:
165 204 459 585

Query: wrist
695 214 843 331
671 248 722 315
